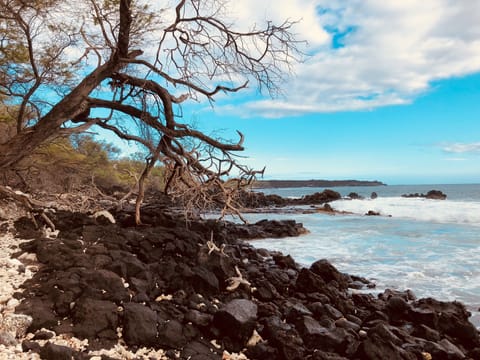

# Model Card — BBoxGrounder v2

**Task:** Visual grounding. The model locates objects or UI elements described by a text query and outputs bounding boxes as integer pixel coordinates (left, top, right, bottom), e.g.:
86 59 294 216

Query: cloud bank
443 142 480 154
222 0 480 117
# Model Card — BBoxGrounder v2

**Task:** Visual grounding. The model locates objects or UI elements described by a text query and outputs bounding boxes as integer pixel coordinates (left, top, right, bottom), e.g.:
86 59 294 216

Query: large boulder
213 299 258 346
425 190 447 200
310 259 349 289
72 299 118 340
297 190 341 205
123 303 158 346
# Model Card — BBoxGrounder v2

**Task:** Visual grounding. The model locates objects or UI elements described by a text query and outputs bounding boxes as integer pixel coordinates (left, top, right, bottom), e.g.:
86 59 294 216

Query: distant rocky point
253 179 386 189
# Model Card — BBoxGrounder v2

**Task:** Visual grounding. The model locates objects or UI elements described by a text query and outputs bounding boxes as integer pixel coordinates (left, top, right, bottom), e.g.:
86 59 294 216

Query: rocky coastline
1 194 479 359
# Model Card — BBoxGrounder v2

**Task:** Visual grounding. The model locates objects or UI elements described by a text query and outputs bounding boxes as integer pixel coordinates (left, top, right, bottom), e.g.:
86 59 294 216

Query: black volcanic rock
39 342 75 360
297 190 341 204
11 205 480 359
402 189 447 200
213 299 258 349
123 303 158 346
72 298 118 340
311 259 349 289
425 190 447 200
348 192 364 200
238 189 341 208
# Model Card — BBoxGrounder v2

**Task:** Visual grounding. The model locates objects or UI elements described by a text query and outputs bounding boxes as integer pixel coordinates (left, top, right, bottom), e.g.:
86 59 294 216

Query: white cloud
443 142 480 154
228 0 329 49
221 0 480 117
443 158 467 161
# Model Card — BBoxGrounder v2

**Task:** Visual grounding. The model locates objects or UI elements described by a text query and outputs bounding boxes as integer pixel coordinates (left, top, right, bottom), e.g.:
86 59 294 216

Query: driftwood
0 185 55 230
0 184 119 230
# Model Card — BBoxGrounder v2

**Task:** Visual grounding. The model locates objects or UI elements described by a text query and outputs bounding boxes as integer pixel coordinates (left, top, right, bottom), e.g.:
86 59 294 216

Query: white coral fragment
207 232 227 256
155 294 173 302
226 266 251 291
247 329 263 347
92 210 116 224
222 350 248 360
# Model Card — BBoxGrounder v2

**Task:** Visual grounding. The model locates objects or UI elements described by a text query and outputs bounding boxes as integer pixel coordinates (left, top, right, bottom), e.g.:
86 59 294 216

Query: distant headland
252 179 386 189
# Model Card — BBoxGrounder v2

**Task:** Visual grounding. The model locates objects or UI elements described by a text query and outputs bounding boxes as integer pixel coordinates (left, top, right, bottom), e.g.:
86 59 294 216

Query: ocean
245 184 480 327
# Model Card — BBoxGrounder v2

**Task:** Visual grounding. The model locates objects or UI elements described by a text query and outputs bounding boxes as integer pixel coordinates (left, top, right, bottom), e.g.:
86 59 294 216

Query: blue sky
193 73 480 185
99 1 480 185
185 0 480 185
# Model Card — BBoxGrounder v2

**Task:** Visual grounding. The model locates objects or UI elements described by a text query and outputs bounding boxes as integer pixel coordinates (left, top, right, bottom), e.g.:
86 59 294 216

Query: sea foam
331 197 480 225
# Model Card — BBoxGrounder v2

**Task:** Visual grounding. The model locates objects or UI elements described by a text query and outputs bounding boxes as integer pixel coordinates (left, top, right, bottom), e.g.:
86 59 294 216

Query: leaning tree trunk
0 62 118 171
0 0 134 172
134 145 162 225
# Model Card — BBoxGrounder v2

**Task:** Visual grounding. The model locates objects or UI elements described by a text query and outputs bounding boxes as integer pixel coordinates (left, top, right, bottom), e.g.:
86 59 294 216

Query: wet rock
238 189 341 208
401 190 447 200
297 190 342 205
348 192 363 200
295 268 326 293
273 254 297 269
380 288 416 302
425 190 447 200
385 296 411 323
254 219 308 238
310 259 349 289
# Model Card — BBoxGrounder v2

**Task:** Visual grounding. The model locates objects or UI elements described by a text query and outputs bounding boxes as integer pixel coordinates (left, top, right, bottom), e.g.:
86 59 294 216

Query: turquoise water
247 184 480 326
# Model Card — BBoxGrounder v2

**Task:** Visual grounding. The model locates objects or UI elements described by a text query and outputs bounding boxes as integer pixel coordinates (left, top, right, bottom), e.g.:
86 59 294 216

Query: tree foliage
1 131 164 196
0 0 301 223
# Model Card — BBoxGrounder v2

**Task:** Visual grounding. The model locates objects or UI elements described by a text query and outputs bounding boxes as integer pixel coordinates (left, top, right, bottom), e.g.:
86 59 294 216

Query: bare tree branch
0 0 301 223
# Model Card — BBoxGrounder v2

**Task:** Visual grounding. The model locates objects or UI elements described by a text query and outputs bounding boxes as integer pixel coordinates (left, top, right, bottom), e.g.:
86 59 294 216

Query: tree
0 0 301 224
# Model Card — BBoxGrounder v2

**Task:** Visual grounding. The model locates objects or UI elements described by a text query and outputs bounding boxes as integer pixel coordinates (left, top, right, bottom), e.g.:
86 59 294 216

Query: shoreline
1 203 479 359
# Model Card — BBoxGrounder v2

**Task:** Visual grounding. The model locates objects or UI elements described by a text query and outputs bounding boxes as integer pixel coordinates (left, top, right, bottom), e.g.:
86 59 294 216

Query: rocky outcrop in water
402 190 447 200
239 189 342 209
9 205 480 359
